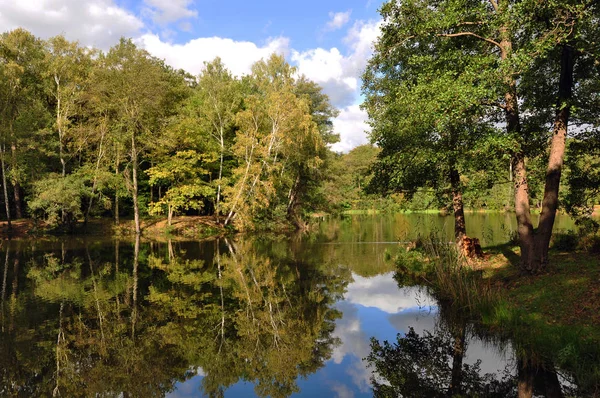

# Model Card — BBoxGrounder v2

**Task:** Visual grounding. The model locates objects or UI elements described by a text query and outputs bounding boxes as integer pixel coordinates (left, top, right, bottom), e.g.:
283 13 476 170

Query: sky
0 0 386 152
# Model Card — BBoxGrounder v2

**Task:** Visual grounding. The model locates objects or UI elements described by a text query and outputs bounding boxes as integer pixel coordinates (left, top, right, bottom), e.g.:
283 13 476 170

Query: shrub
551 230 579 252
28 173 90 228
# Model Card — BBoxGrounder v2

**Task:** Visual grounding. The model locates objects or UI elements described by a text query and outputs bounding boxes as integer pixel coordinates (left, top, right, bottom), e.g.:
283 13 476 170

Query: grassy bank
395 238 600 392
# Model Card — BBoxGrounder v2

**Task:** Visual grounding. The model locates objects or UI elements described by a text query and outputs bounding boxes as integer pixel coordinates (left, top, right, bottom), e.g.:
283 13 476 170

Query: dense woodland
0 29 338 233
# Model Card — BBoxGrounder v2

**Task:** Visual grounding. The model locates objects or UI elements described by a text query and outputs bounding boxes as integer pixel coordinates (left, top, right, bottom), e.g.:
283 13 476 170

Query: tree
147 150 215 225
43 35 93 178
364 0 599 270
0 29 46 223
223 55 327 230
192 58 242 222
363 6 501 241
95 39 185 234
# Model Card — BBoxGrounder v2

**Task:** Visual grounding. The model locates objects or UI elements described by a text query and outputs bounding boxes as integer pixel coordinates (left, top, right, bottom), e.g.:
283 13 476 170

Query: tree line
0 29 338 233
363 0 600 272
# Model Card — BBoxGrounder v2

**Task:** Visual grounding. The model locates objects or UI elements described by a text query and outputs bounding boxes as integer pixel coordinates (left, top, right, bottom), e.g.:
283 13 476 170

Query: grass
342 209 381 215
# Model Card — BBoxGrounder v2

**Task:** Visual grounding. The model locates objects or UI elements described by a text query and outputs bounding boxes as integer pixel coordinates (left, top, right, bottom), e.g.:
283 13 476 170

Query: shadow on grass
482 242 521 267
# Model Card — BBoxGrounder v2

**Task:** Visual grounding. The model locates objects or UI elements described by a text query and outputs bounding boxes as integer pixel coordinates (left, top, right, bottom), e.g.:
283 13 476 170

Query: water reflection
0 237 352 397
0 212 593 397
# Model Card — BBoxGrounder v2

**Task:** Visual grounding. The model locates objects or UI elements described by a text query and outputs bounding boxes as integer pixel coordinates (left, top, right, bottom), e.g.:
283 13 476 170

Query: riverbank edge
0 216 229 242
341 205 600 216
395 242 600 391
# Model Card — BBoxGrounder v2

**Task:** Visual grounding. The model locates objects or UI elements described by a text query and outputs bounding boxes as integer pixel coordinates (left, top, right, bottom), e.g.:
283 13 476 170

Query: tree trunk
131 135 140 235
448 322 467 396
500 31 534 272
517 356 534 398
533 45 574 270
1 144 11 229
542 365 564 398
215 131 224 223
114 149 120 225
85 126 106 225
513 152 535 271
10 143 21 219
450 167 466 240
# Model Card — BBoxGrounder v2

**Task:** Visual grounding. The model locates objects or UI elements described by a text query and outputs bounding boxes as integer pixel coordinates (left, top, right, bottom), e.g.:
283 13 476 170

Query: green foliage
28 173 90 227
0 29 339 232
147 150 215 220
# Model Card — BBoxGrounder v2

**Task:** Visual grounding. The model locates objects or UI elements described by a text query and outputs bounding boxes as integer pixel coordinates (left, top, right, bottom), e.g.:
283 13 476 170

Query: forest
0 28 338 235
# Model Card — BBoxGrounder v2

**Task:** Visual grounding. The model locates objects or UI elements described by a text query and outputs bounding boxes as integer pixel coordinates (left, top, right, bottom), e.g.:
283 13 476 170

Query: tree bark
450 167 466 240
114 149 120 225
533 45 574 270
131 135 140 235
10 143 21 219
215 129 224 223
500 30 534 272
1 144 11 229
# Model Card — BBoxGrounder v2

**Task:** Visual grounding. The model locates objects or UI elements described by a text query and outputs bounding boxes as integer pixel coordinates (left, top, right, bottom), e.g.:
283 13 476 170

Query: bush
580 235 600 254
28 173 90 228
551 230 579 252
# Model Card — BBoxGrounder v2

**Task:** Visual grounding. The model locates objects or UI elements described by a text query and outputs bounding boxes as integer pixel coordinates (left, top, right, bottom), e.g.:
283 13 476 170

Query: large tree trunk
131 135 140 235
533 45 574 270
450 167 466 240
1 144 11 229
513 152 535 271
500 31 534 272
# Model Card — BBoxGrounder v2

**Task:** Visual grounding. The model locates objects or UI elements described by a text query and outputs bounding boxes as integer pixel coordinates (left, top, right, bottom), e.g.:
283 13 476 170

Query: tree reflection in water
0 237 351 397
366 305 577 398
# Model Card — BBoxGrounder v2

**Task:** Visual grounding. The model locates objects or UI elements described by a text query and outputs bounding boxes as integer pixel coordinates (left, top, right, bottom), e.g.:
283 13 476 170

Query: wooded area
0 29 337 233
363 0 600 272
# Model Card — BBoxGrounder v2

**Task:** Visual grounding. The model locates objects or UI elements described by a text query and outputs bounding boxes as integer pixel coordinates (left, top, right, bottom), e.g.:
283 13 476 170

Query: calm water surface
0 213 585 397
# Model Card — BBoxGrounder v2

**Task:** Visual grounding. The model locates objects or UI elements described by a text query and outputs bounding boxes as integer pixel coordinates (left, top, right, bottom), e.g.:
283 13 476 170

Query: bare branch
489 0 498 11
438 32 502 49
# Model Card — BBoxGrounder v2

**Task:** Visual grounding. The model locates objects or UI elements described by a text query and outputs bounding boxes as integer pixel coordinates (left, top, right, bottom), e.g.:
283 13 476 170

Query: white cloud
137 33 290 76
329 382 355 398
330 106 371 153
143 0 197 25
292 47 357 108
325 10 352 31
343 20 382 78
291 19 382 151
345 273 435 314
0 0 143 49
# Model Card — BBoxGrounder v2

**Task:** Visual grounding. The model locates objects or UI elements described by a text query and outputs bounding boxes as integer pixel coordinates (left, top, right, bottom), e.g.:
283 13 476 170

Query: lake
0 213 587 397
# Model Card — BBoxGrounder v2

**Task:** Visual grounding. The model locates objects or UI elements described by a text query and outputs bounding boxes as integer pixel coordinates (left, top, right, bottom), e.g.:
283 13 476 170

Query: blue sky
0 0 386 151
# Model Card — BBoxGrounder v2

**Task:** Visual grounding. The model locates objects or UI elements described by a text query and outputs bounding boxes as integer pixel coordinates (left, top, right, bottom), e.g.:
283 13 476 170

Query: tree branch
489 0 498 11
438 32 502 49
